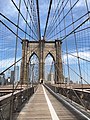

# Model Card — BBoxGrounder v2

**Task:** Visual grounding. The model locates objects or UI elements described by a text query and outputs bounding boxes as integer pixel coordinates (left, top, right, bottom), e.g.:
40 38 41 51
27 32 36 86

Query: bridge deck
14 85 87 120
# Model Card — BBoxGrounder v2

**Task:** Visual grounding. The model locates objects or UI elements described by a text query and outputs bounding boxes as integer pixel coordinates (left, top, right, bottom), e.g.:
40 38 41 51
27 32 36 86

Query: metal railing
0 86 34 120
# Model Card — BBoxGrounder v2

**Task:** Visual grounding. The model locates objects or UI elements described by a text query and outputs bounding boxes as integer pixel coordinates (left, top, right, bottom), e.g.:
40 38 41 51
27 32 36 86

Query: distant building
0 73 5 85
76 81 78 84
64 77 73 84
65 77 69 84
47 74 50 81
79 81 83 84
11 71 14 84
48 73 55 84
15 66 19 81
8 69 11 78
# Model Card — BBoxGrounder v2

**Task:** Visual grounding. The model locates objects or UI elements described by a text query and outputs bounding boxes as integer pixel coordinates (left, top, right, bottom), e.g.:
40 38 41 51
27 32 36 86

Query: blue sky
0 0 90 83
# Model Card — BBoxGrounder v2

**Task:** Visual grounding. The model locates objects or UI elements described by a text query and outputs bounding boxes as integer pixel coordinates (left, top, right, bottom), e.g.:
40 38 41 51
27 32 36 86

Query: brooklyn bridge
0 0 90 119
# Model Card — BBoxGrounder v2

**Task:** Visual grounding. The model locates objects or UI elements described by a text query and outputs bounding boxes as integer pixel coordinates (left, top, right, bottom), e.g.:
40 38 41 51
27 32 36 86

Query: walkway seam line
42 85 59 120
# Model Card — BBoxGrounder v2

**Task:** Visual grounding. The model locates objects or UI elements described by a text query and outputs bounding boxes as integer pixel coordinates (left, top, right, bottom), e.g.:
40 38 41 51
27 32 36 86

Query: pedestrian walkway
14 85 51 120
14 84 87 120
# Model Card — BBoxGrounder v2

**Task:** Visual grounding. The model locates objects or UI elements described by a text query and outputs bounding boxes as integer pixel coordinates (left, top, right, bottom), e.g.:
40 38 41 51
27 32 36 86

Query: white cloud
0 57 21 73
0 48 9 52
0 48 16 52
63 51 90 64
0 0 17 18
75 0 90 8
0 0 26 29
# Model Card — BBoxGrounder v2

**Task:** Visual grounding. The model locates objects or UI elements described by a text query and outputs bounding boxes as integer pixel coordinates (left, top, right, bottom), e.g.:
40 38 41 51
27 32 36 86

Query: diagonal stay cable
44 0 53 38
54 52 89 109
0 45 39 75
13 46 39 92
47 11 89 39
23 0 38 35
11 0 38 40
0 13 35 40
48 17 90 40
63 61 90 86
62 51 90 62
36 0 41 40
0 20 22 41
54 62 86 109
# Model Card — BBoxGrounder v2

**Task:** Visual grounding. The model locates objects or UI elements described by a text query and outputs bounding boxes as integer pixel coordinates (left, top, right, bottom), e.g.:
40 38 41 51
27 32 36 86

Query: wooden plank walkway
14 85 51 120
14 84 86 120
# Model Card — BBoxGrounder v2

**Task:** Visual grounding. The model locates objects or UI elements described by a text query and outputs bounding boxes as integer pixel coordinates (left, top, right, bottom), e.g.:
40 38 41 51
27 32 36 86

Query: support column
20 40 29 84
55 40 63 83
39 40 45 82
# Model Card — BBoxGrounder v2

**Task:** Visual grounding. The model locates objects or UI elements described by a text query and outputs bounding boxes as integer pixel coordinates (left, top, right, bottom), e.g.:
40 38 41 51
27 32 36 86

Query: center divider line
42 85 59 120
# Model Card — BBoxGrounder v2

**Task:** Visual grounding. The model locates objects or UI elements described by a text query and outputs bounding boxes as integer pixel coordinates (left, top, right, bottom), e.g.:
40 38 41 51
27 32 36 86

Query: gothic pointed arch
29 52 39 61
45 52 55 62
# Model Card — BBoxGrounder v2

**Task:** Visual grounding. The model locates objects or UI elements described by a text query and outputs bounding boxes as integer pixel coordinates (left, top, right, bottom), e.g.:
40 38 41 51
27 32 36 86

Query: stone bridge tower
20 39 63 84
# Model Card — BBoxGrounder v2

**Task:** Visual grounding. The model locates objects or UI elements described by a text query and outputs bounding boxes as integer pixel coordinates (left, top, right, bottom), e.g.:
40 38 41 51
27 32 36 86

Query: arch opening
29 52 39 61
44 53 55 84
45 52 55 62
29 53 39 85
